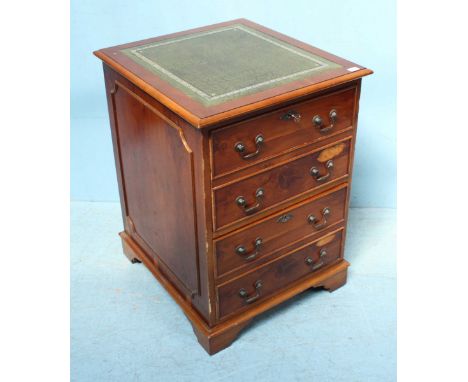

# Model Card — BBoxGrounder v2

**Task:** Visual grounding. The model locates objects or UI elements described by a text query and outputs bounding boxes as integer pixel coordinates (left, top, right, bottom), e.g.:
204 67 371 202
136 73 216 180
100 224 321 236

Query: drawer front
217 229 344 319
211 87 356 179
215 186 347 279
213 139 351 230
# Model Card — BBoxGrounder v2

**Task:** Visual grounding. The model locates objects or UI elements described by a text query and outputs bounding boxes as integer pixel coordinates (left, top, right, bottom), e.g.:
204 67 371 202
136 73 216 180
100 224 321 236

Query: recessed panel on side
112 81 200 295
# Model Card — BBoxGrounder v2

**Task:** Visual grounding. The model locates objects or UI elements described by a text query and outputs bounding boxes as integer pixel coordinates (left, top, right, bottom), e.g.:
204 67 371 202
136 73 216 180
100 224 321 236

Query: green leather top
121 24 341 106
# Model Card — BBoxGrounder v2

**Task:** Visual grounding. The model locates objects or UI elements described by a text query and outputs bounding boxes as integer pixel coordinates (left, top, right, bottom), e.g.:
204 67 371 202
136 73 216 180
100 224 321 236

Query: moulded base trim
120 230 349 355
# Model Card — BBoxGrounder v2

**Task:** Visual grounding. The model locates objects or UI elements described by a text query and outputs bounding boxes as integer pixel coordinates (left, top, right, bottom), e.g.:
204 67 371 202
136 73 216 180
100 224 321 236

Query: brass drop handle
310 160 334 182
235 237 263 261
239 280 263 304
305 248 328 270
236 188 265 215
313 109 337 134
305 259 324 270
281 110 302 123
307 207 331 230
234 134 264 159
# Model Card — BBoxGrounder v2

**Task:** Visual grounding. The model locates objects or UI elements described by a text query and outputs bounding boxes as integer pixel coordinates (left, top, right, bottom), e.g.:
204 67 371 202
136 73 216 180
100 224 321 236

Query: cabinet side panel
109 73 200 296
104 65 128 225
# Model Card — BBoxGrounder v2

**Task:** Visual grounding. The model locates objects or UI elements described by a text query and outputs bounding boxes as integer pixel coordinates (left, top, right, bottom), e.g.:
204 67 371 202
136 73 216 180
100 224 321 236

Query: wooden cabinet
94 18 372 355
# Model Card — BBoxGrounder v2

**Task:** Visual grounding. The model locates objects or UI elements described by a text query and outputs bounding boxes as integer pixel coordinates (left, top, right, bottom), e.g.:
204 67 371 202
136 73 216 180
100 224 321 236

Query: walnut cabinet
94 19 373 354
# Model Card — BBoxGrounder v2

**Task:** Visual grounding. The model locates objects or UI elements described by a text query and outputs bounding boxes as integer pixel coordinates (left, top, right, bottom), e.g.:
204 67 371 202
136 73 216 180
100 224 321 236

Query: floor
71 203 396 382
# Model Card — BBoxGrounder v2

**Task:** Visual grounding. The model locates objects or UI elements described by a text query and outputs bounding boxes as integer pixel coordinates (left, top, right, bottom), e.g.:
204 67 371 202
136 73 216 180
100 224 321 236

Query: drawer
213 139 351 230
214 186 347 279
217 229 344 319
211 86 356 179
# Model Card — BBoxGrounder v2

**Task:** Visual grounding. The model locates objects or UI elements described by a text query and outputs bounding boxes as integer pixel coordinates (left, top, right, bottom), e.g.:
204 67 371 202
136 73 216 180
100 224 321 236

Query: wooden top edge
94 49 201 126
96 49 372 129
94 19 373 129
197 68 374 128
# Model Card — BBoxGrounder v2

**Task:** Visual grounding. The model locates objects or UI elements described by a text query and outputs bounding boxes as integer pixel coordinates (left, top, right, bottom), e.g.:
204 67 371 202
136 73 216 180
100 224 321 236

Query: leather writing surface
122 24 341 106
